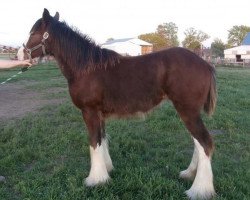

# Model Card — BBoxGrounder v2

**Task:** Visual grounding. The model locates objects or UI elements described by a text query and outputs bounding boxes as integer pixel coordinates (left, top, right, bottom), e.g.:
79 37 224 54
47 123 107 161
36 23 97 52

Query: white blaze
17 46 25 60
17 35 30 61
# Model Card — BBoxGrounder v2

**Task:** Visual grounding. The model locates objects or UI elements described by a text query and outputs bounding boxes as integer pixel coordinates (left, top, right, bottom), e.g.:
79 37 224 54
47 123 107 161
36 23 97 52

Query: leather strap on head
23 32 50 61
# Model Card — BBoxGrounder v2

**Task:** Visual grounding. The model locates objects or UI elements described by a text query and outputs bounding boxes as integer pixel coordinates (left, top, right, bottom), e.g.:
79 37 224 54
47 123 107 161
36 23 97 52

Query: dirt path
0 82 67 121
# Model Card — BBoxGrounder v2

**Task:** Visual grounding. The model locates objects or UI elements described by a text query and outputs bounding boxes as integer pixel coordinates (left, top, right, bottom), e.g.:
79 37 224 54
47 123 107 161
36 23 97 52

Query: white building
102 38 153 56
224 32 250 64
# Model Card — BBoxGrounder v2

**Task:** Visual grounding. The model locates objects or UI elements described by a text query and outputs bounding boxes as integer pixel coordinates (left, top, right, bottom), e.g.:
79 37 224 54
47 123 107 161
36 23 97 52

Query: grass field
0 54 12 60
0 64 249 199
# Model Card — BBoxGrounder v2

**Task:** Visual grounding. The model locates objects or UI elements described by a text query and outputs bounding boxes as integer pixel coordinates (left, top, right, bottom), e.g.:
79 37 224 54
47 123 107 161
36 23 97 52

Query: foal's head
18 8 59 60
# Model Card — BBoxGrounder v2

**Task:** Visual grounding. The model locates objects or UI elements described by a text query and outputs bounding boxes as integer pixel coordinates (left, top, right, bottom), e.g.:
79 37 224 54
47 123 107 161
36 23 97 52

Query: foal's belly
102 92 168 118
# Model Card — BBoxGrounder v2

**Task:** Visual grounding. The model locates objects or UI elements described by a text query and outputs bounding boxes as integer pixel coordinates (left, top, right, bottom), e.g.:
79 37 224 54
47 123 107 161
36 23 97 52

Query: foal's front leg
82 109 110 186
100 119 114 173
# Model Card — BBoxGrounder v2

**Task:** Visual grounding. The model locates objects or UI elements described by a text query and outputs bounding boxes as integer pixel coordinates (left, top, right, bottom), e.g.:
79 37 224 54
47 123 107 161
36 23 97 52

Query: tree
138 33 167 51
211 38 225 58
227 25 250 47
139 22 179 51
156 22 179 47
182 27 209 53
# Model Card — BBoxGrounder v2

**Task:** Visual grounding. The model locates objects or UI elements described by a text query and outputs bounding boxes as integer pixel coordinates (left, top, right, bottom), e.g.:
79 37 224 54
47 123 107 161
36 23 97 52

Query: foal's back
94 47 213 117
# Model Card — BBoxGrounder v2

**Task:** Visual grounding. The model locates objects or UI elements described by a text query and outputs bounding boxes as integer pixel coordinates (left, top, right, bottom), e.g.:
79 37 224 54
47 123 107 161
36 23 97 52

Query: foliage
182 27 209 52
138 33 167 51
0 64 250 199
211 38 226 58
227 25 250 47
139 22 179 51
156 22 179 47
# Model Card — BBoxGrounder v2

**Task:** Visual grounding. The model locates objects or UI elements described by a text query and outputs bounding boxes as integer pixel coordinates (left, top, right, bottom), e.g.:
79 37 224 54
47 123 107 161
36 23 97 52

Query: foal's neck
50 21 120 81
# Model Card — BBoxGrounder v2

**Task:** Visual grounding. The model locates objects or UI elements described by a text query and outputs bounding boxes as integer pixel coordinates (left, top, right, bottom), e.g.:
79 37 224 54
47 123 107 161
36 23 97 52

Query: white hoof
179 169 196 180
85 174 110 187
185 186 215 200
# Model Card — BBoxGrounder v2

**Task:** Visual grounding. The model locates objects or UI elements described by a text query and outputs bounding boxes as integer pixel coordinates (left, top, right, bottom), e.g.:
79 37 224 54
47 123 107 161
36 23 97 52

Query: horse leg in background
179 140 198 180
82 108 110 186
175 105 215 200
100 118 114 172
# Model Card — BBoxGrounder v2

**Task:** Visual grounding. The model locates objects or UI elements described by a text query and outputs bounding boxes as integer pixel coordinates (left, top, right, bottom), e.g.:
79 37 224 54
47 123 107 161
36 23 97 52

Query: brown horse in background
19 9 217 200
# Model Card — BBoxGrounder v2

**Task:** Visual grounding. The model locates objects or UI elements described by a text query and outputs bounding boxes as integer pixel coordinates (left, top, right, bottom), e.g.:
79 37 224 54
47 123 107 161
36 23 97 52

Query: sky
0 0 250 47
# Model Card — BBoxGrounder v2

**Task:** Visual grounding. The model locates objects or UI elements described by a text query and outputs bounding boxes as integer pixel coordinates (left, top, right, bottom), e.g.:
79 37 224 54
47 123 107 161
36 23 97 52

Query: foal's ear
54 12 59 21
42 8 51 24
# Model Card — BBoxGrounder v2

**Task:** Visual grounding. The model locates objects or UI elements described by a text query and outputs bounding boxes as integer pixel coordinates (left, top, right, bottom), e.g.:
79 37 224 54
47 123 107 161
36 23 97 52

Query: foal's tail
204 66 217 116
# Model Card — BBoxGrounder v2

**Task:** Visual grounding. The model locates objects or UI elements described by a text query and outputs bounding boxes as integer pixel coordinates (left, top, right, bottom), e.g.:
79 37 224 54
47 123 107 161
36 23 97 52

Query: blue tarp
242 32 250 45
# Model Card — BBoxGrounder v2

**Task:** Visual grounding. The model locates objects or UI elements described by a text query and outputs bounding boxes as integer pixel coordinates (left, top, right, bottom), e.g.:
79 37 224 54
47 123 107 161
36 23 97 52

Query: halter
23 32 49 61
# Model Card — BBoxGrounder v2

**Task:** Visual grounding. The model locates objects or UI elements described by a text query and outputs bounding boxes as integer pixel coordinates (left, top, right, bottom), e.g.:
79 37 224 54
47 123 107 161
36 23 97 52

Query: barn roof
103 38 133 45
242 32 250 45
224 45 250 55
103 38 152 46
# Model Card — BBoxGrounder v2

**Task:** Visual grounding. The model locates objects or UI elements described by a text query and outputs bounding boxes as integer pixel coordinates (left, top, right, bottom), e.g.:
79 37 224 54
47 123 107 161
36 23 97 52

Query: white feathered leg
85 143 110 186
102 138 114 172
180 138 198 180
186 138 215 200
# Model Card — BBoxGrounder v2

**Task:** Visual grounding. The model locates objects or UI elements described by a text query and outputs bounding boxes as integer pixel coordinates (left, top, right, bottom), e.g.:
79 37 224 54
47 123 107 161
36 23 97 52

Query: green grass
0 54 12 60
0 64 249 199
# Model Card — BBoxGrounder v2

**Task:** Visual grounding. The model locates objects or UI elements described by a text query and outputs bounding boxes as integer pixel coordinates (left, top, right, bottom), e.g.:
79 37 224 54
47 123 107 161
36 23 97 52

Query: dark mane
48 20 121 71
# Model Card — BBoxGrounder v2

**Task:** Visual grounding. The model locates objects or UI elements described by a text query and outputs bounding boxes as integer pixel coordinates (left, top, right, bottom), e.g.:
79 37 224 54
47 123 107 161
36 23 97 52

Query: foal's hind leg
175 106 215 199
179 140 198 180
82 109 110 186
